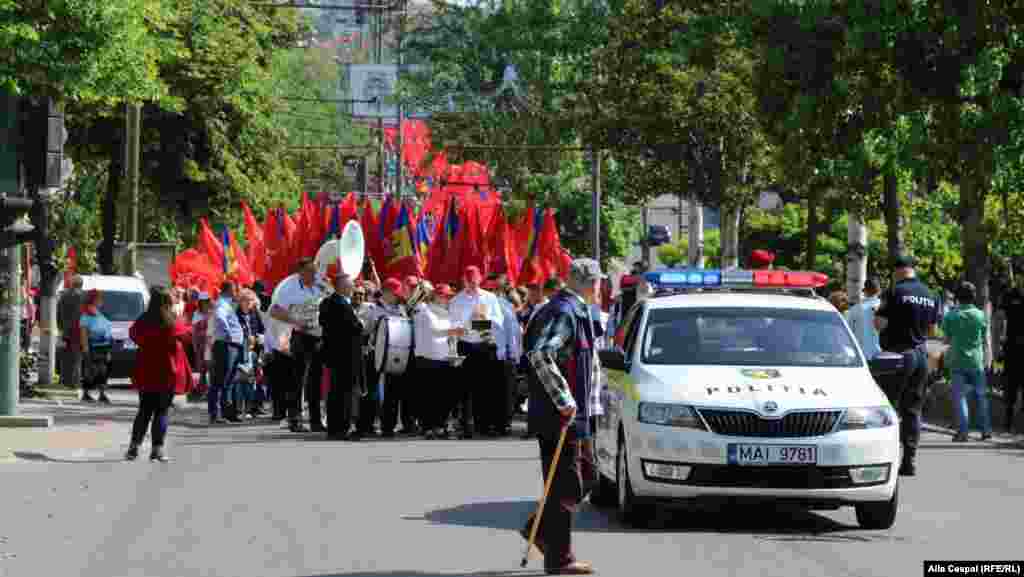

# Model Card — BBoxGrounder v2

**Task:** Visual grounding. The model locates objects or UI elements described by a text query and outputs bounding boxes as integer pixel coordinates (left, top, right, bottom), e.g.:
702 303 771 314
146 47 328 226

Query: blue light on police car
646 269 723 288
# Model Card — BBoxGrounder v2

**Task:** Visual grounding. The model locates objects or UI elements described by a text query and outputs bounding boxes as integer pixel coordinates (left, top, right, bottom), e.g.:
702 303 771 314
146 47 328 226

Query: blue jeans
951 368 991 434
210 341 241 419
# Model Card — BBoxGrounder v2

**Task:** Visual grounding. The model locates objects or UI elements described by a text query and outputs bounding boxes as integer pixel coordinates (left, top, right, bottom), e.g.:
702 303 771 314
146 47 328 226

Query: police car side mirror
599 349 628 371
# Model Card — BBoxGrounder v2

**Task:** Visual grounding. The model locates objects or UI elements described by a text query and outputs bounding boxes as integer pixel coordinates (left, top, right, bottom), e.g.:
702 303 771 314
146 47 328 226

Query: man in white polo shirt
449 266 505 438
270 257 327 433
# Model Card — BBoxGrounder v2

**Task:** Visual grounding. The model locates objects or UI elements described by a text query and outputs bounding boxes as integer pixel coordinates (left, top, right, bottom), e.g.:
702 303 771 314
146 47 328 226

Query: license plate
727 444 817 465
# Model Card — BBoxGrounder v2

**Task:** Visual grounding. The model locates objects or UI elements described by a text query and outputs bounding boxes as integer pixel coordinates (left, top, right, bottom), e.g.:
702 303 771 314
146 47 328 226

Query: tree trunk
847 211 868 306
961 176 991 367
883 171 905 264
99 145 121 275
687 195 704 268
31 198 58 388
804 188 821 270
720 204 740 269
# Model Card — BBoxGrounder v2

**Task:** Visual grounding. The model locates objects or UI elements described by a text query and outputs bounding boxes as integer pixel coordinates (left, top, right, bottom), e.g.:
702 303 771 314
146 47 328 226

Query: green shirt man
941 303 988 372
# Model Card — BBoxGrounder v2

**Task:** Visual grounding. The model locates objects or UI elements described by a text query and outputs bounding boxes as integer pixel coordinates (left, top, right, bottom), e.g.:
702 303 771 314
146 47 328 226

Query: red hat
464 266 483 283
435 284 455 298
405 275 420 288
481 279 499 291
751 249 775 268
383 278 405 297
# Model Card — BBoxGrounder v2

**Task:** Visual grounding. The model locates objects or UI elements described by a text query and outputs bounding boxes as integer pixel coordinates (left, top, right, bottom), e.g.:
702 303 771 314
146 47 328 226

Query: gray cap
569 258 604 286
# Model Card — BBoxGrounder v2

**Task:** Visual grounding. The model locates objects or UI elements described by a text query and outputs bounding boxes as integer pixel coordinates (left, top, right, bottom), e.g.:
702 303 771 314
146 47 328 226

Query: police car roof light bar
643 268 829 290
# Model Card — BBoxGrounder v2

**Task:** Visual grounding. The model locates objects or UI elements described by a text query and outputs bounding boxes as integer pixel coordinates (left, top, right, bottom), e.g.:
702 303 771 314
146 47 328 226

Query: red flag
385 204 421 278
264 207 296 290
536 209 560 280
170 248 222 293
64 246 77 288
197 218 224 268
558 248 572 281
459 204 485 275
242 202 265 280
426 197 460 286
224 227 255 287
359 198 382 274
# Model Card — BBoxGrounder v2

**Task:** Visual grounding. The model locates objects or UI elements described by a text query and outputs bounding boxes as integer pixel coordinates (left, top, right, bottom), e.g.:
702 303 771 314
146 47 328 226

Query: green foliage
0 0 171 103
657 228 721 268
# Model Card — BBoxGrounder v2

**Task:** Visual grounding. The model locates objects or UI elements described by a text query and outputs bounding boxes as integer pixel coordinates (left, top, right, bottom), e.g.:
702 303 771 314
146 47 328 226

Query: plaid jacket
525 289 596 438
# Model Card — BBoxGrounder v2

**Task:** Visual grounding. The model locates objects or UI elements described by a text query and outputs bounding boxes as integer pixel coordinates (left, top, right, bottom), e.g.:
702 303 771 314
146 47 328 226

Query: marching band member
354 281 382 437
450 266 505 438
320 273 366 441
366 278 411 437
484 277 521 437
413 283 462 439
269 257 326 433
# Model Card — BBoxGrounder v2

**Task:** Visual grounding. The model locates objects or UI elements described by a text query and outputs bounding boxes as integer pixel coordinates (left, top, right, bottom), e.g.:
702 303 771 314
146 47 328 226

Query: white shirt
414 304 452 361
272 274 326 338
449 288 504 344
846 296 882 360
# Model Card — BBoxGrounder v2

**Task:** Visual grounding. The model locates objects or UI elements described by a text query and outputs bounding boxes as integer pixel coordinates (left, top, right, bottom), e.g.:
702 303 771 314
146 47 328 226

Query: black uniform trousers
357 354 380 434
414 357 454 431
891 344 929 465
287 331 323 430
1005 345 1024 429
380 370 416 434
457 341 501 434
523 427 582 569
326 365 360 436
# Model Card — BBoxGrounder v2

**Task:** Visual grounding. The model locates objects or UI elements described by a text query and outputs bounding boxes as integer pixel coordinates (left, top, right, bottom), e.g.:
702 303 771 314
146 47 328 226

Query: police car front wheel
616 436 655 527
854 483 898 530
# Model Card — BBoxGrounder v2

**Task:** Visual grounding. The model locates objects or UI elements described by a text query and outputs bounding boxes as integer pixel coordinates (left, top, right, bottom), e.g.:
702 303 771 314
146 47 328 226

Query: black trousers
288 332 323 429
131 391 174 448
524 428 582 568
380 370 416 434
269 351 290 418
326 363 360 436
357 355 380 434
895 345 929 464
415 357 454 431
459 342 503 433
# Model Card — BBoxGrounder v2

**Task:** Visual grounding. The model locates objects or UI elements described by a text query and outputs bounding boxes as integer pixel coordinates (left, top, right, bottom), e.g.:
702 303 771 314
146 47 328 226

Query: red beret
481 279 499 291
434 284 455 297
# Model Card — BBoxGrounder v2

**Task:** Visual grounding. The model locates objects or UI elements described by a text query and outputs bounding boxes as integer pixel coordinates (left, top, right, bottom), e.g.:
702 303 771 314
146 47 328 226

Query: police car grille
698 410 841 437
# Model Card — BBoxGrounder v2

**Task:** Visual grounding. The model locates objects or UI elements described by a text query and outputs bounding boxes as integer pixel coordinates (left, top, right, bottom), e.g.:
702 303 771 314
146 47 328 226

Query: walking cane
520 411 573 568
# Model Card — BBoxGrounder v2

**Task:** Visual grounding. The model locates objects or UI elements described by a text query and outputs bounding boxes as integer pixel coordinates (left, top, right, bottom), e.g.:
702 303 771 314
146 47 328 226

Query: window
622 303 645 360
98 291 146 323
641 307 862 368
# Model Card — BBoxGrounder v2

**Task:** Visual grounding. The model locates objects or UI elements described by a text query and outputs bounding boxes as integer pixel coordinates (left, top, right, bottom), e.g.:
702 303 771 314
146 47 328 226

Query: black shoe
953 432 969 442
981 432 993 441
326 432 348 441
272 413 285 421
460 432 474 440
98 394 112 405
226 415 244 423
150 448 169 463
899 462 916 476
348 432 362 442
81 393 95 403
289 422 309 433
209 416 226 425
125 446 139 461
381 431 395 438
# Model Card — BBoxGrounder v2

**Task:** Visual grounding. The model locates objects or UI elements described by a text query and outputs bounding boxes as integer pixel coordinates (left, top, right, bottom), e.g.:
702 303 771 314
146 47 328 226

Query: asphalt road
2 397 1022 577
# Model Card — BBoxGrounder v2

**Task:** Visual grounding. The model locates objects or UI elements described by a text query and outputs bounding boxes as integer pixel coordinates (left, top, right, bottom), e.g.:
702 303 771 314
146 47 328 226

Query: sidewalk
1 397 136 464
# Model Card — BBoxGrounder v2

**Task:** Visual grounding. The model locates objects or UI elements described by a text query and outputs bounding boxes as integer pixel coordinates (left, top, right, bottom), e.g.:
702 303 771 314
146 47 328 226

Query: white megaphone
316 220 365 283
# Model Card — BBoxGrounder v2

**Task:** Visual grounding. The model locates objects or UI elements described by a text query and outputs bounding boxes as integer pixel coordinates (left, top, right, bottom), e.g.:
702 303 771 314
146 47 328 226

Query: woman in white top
413 283 465 438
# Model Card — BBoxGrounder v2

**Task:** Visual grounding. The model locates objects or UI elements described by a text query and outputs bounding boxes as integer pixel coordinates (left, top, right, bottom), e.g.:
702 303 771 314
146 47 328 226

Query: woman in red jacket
126 286 193 462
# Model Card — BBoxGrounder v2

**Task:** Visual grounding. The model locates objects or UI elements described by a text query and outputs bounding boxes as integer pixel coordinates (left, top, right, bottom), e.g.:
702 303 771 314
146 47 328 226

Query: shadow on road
12 451 125 464
419 499 859 535
294 572 545 577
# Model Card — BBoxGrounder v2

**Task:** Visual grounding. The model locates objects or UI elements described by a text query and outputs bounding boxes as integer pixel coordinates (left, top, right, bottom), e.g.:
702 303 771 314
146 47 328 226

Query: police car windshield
641 307 862 367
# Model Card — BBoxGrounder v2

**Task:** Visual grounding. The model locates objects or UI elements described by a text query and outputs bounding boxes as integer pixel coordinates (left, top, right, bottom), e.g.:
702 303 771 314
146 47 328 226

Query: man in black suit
320 273 367 440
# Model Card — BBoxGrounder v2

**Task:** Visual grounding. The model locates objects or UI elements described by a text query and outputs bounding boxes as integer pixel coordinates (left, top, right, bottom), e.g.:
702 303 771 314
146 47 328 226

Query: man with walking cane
520 258 603 575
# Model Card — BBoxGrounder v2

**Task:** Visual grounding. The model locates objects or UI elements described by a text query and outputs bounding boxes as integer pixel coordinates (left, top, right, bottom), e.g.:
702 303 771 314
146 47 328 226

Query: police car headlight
839 406 896 430
638 403 706 430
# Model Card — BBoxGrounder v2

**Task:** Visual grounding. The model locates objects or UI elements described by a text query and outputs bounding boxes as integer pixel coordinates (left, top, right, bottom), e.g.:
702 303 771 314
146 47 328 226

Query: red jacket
130 318 194 394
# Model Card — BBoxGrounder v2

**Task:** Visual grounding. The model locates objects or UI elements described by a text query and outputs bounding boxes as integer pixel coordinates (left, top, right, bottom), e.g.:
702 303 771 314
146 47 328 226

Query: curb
922 422 957 435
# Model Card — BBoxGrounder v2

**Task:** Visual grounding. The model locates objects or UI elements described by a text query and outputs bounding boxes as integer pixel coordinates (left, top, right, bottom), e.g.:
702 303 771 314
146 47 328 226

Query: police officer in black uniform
999 282 1024 432
874 254 939 477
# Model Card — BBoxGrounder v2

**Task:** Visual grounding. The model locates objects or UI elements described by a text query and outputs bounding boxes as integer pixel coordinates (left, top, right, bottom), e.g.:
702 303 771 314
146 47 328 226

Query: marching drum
375 316 413 375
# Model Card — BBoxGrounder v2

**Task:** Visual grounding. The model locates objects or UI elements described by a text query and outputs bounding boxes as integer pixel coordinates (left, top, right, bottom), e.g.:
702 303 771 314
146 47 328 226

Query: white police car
593 268 900 529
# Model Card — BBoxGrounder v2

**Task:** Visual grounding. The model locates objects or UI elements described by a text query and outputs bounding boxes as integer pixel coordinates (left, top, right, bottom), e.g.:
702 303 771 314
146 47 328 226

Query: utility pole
375 8 385 195
123 104 141 275
688 195 704 268
394 0 405 200
640 206 650 268
35 98 66 390
0 242 20 415
590 148 601 263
